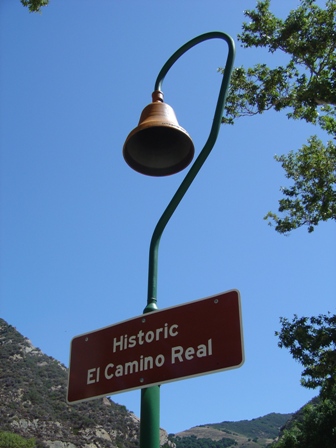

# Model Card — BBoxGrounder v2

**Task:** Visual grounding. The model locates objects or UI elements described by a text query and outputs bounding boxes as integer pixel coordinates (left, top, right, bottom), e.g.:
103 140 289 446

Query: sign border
67 289 244 404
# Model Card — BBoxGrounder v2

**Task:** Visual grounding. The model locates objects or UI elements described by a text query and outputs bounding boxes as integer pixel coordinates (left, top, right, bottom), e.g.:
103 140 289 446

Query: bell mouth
123 123 194 176
123 91 195 176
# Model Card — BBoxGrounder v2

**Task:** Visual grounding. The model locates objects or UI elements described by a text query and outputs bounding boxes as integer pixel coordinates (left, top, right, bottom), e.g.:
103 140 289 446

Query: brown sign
67 290 244 403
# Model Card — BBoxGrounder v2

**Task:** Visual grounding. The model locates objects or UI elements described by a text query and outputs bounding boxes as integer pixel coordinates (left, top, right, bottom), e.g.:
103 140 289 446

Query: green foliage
264 137 336 233
274 313 336 446
0 431 35 448
272 395 336 447
170 413 291 448
173 435 237 448
276 313 336 394
224 0 336 121
210 413 291 440
221 0 336 233
20 0 49 13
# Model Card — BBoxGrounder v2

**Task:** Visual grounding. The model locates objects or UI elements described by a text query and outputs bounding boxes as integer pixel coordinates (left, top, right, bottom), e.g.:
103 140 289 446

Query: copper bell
123 91 195 176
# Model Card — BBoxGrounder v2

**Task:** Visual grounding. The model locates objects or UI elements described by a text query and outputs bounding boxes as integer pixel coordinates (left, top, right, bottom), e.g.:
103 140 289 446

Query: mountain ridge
0 318 146 447
171 412 292 447
1 318 293 448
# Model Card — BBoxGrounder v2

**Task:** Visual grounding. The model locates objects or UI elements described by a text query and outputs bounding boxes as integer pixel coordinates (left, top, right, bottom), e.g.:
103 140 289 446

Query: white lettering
144 355 153 370
138 330 144 345
102 352 166 382
208 338 213 356
145 331 155 343
185 346 195 360
129 335 136 348
104 363 114 379
113 336 123 352
125 360 138 375
155 354 165 367
169 324 179 337
171 346 183 364
171 339 213 363
196 344 207 358
87 368 96 384
156 327 163 340
112 324 179 353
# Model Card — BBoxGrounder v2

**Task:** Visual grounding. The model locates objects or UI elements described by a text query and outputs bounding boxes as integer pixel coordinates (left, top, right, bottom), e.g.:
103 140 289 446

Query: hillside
171 413 292 448
0 318 170 448
0 318 294 448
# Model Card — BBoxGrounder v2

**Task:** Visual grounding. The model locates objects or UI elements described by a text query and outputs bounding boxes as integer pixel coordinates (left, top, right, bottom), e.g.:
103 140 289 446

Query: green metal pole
140 31 235 448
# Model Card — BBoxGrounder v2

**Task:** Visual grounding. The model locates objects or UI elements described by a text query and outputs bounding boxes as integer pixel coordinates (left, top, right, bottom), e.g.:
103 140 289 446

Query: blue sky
1 0 335 435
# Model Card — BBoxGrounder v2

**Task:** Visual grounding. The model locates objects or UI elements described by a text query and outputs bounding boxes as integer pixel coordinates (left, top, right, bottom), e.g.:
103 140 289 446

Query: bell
123 91 194 176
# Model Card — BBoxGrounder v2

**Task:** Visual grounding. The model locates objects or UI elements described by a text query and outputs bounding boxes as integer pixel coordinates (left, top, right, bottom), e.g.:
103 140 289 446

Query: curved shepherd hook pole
145 31 235 313
138 32 235 448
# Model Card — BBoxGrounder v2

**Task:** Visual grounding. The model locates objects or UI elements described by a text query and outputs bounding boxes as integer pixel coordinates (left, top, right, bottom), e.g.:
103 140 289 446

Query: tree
20 0 49 13
272 314 336 447
221 0 336 234
272 398 336 447
224 3 336 441
276 313 336 395
264 138 336 233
